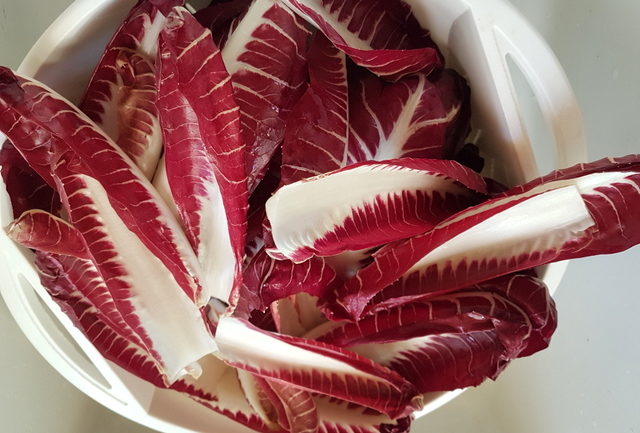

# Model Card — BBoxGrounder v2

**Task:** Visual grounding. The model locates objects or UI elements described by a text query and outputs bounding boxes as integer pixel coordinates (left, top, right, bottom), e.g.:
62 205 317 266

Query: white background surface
1 1 639 432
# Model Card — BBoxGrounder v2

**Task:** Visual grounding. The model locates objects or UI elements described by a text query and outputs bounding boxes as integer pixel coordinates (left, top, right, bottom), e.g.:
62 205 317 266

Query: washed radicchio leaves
0 67 216 383
327 156 640 321
328 185 593 320
2 1 640 433
318 273 556 392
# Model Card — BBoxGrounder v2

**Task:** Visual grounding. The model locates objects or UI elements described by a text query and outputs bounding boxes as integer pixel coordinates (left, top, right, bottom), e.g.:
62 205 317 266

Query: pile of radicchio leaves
1 1 640 432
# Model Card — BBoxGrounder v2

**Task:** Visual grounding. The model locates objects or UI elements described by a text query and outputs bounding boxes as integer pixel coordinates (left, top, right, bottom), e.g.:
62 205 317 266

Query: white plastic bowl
0 0 586 432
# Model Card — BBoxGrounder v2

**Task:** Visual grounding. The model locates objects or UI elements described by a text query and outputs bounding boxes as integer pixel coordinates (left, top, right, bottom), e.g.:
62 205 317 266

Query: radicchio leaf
318 297 506 349
221 0 311 192
6 210 89 259
194 0 253 48
251 376 319 433
322 273 553 350
62 174 216 382
215 317 423 419
156 7 247 306
360 331 510 393
482 272 557 357
0 68 215 382
173 356 280 433
236 248 337 318
245 149 282 262
314 396 411 433
79 0 183 179
34 251 166 386
0 140 60 217
501 154 640 257
281 32 349 184
344 274 556 393
267 158 488 262
347 69 471 163
280 0 442 81
328 185 595 321
236 371 281 430
271 293 327 337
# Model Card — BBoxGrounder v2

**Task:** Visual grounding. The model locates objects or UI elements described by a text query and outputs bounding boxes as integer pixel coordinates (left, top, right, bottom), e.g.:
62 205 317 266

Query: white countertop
1 1 638 432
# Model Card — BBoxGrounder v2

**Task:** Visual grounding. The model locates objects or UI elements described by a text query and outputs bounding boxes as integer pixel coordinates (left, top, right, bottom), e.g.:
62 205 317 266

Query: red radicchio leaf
155 7 248 306
342 274 556 393
281 32 349 184
321 273 554 351
7 210 90 259
328 184 595 321
347 69 471 163
502 154 640 257
280 0 442 81
377 330 510 392
235 248 337 319
0 140 60 217
34 251 167 386
221 0 311 192
252 376 319 433
235 370 281 430
79 0 183 179
215 317 423 419
266 158 488 262
194 0 253 48
479 272 558 357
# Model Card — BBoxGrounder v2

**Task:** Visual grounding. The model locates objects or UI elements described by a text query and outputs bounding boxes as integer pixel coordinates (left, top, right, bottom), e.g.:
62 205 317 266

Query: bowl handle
476 0 588 294
472 0 588 169
0 235 155 419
